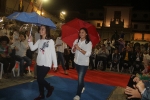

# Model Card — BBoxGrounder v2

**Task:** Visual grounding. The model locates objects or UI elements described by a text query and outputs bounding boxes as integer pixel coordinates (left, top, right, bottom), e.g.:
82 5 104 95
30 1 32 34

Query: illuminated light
44 0 47 1
0 17 3 22
134 33 142 40
42 12 44 15
61 11 66 15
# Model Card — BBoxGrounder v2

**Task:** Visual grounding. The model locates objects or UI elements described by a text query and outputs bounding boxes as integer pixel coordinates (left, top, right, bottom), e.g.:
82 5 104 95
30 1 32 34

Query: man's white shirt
55 37 67 53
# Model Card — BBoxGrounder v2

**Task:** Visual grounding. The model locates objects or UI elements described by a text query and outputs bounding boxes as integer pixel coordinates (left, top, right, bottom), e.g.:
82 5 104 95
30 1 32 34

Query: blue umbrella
7 12 56 29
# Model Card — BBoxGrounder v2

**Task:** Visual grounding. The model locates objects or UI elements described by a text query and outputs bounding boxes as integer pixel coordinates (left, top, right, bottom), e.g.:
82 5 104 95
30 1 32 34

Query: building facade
86 6 150 43
0 0 61 25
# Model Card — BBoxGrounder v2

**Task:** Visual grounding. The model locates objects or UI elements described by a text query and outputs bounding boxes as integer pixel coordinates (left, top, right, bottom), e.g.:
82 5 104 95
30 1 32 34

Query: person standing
33 27 41 79
72 28 92 100
64 45 70 70
25 30 33 59
28 25 57 100
55 34 68 74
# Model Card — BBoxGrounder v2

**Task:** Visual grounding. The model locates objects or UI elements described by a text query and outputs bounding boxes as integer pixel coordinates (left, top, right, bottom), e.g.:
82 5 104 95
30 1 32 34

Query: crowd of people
0 24 33 78
0 24 150 100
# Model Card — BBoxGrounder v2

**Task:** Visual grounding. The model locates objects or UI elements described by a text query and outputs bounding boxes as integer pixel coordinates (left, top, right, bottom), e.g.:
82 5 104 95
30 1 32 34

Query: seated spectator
0 36 15 78
142 51 150 74
90 45 100 70
119 46 132 72
95 44 109 71
111 49 120 71
132 48 144 74
11 32 31 76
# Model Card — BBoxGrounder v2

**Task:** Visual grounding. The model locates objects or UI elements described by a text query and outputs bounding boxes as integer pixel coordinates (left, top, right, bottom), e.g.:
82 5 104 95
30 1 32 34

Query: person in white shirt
25 30 33 59
55 34 68 75
11 33 31 76
28 25 57 100
72 28 92 100
12 29 19 43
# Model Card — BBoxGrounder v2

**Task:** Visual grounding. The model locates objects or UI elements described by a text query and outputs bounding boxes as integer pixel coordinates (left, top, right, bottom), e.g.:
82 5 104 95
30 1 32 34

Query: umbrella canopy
61 18 100 47
7 12 56 29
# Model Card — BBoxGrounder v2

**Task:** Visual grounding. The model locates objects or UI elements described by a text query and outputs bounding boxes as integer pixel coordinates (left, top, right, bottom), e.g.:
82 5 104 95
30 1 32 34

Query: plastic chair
0 62 3 79
12 61 31 77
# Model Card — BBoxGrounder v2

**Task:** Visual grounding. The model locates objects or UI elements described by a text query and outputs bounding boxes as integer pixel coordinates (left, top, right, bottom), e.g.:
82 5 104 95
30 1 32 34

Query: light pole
39 0 47 16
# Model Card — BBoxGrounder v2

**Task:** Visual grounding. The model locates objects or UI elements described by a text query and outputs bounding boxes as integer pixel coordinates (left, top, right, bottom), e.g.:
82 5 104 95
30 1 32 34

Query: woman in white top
28 25 57 100
72 28 92 100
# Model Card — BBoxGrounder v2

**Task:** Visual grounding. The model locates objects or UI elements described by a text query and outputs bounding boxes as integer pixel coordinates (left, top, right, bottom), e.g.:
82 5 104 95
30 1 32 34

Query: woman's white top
28 39 57 68
72 39 92 66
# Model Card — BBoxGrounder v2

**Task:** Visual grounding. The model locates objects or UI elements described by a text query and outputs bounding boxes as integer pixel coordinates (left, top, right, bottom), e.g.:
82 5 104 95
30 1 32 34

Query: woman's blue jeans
75 63 88 97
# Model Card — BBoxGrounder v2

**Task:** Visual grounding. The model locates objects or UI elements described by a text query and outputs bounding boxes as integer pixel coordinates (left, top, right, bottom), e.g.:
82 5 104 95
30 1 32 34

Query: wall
104 6 132 28
85 20 103 28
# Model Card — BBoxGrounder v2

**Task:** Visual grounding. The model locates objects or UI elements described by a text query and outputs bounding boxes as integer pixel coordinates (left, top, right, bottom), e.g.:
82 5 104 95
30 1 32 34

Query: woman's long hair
78 27 90 44
40 25 51 40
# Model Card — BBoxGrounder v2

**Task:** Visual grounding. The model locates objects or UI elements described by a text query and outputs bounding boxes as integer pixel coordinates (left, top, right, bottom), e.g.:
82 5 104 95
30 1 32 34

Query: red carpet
29 61 130 88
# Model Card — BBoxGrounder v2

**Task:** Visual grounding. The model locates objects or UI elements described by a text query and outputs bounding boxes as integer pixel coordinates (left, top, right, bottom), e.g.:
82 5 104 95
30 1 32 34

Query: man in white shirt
55 35 68 75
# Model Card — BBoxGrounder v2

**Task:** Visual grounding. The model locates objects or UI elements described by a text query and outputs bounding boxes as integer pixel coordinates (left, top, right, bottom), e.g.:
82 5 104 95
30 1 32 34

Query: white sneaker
81 87 85 93
73 95 80 100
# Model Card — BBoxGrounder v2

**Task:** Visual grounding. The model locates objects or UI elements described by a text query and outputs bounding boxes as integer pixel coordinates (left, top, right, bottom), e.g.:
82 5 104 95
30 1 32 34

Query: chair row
0 61 31 79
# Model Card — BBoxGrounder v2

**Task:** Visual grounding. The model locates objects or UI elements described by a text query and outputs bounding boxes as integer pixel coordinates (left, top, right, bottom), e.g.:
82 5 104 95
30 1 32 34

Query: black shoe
46 86 54 98
34 95 45 100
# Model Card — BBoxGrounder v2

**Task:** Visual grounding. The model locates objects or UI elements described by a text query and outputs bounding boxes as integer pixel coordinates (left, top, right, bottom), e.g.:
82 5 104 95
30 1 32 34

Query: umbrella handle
28 24 33 42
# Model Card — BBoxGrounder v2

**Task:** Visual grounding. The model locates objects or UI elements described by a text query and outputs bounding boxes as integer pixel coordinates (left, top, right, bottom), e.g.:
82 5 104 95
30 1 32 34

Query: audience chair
12 61 31 77
0 62 3 79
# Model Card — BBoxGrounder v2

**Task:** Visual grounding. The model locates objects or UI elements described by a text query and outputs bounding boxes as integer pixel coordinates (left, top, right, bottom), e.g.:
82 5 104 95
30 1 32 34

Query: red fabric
61 18 100 47
49 66 130 88
28 61 130 88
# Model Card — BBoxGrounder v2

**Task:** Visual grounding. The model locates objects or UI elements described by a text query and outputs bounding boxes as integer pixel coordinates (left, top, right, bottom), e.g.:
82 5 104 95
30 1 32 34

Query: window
134 33 142 40
143 14 148 18
115 19 119 24
99 13 103 17
134 24 138 29
114 11 121 19
144 34 150 41
132 14 137 18
145 25 150 30
97 23 100 27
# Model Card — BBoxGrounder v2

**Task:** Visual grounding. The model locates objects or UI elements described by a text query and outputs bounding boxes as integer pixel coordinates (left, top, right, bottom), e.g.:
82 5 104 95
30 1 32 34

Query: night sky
43 0 150 13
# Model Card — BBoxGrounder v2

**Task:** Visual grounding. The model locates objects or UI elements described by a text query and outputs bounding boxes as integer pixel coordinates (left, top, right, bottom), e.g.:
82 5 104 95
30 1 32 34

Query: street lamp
0 17 3 22
60 11 66 21
39 0 48 16
61 11 66 15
